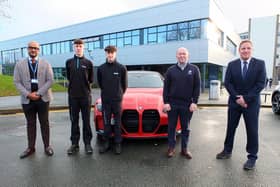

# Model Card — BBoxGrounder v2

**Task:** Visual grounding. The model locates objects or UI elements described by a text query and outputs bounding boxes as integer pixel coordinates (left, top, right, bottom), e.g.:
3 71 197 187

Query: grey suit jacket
14 58 54 104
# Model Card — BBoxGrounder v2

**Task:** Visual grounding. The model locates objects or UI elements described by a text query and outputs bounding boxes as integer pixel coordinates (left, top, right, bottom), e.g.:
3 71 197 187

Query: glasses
28 46 40 50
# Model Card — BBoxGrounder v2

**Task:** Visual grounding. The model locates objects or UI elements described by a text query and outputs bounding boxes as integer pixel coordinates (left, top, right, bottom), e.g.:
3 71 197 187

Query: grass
0 74 66 97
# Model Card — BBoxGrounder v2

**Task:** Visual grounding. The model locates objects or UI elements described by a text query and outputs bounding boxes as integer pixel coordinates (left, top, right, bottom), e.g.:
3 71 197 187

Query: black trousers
102 101 122 144
224 100 260 160
167 104 193 149
22 99 50 149
69 96 93 145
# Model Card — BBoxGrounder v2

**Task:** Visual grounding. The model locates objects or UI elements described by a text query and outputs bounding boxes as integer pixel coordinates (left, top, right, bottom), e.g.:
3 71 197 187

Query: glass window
42 44 51 56
14 49 21 62
103 35 109 40
148 27 157 33
189 20 200 28
179 29 188 40
52 43 57 54
189 28 200 39
117 38 124 47
103 40 109 48
110 39 117 46
167 24 177 31
124 31 131 37
110 33 116 39
132 36 140 46
88 42 94 51
179 22 188 29
22 47 28 57
157 25 166 32
93 41 100 49
65 41 70 52
132 30 140 36
124 37 131 45
226 37 236 55
167 31 177 41
148 33 157 43
61 42 66 53
157 32 166 43
117 32 123 38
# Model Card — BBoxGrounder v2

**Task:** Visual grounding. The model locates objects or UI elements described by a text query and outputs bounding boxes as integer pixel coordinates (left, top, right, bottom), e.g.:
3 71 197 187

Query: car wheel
272 92 280 115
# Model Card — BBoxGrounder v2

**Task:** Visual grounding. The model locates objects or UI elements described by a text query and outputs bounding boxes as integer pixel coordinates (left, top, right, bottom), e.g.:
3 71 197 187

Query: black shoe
85 144 93 155
20 148 35 159
243 159 256 170
67 144 79 155
45 146 54 156
216 150 232 159
114 143 122 155
99 141 110 154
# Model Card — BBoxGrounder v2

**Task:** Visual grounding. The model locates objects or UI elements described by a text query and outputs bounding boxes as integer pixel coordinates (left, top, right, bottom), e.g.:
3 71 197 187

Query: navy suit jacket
224 57 266 107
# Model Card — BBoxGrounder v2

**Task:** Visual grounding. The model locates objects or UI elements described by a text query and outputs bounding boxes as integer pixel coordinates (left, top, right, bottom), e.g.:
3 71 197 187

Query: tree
0 0 10 19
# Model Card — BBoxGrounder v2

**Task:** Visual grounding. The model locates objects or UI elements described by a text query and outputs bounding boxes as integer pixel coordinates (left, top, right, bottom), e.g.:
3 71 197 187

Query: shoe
99 140 110 154
85 144 93 155
67 144 79 155
181 149 192 159
243 159 256 170
216 150 232 159
114 143 122 155
167 148 175 158
19 148 35 159
45 146 54 156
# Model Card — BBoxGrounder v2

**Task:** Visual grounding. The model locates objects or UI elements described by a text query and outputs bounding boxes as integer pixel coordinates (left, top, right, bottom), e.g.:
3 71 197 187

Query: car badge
138 106 143 110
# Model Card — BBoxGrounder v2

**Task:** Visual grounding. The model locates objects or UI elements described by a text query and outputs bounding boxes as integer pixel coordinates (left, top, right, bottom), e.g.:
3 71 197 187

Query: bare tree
0 0 11 19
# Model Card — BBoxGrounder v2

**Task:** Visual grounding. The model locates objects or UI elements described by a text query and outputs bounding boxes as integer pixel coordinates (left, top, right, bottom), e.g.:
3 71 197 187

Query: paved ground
0 107 279 187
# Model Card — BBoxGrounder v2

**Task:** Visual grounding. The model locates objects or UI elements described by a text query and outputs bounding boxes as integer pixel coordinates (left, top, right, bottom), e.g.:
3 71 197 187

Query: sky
0 0 280 41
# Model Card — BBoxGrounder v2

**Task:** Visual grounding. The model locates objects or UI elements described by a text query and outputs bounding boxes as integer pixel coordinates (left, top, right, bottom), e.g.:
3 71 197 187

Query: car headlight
96 103 102 112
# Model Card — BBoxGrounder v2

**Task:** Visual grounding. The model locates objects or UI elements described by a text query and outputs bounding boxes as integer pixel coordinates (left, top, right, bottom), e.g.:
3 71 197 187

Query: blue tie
242 61 248 78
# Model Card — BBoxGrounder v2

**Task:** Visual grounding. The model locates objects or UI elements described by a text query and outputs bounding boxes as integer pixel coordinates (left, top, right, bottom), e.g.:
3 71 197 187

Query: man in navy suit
216 40 266 170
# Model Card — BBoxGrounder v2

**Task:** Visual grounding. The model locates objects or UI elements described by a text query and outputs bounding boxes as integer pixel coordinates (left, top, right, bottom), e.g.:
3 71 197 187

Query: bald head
176 47 189 64
27 41 40 58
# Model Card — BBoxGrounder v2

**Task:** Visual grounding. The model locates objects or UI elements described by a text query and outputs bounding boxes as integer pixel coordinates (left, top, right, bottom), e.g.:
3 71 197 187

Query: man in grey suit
14 41 54 159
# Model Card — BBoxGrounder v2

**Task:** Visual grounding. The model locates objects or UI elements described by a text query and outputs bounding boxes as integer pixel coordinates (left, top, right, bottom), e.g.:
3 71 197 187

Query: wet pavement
0 107 279 186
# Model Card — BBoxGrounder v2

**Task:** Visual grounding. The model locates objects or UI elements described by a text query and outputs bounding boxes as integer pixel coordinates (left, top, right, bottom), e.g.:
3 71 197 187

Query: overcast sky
0 0 279 41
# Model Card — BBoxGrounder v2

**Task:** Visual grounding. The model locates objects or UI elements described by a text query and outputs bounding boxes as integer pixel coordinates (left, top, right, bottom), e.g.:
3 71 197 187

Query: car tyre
272 92 280 115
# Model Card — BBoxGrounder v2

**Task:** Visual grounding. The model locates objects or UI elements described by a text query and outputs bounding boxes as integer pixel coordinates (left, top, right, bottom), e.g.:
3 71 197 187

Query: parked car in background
94 71 181 138
272 84 280 115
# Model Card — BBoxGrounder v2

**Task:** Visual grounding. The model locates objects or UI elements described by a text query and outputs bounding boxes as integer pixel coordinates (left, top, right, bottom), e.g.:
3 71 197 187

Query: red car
94 71 181 138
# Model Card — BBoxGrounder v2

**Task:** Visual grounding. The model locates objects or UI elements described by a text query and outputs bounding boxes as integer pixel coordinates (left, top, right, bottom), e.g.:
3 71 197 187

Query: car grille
122 110 139 133
142 110 160 133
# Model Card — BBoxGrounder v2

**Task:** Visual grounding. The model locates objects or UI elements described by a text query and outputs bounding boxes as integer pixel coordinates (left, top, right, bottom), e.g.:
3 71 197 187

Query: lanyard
28 58 38 78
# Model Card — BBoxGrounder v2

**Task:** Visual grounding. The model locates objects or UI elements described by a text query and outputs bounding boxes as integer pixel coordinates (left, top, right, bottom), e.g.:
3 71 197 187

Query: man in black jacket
97 45 127 154
163 47 201 159
66 39 94 155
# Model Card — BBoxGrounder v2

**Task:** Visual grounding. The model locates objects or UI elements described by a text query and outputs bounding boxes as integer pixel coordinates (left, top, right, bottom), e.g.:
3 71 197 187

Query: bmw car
272 84 280 115
94 71 181 138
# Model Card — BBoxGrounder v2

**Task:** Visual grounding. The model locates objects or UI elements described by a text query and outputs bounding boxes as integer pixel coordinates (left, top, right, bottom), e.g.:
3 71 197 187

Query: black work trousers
69 96 93 145
102 101 122 144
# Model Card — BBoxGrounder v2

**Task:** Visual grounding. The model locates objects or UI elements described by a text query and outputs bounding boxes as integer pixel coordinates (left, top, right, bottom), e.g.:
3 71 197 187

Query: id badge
31 79 38 84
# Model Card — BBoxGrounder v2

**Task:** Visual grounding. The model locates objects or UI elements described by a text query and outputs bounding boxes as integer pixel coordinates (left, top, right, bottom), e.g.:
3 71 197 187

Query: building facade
249 15 280 84
0 0 240 90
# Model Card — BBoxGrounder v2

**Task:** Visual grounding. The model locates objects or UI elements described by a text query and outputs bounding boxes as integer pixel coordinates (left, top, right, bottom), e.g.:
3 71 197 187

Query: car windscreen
128 73 163 88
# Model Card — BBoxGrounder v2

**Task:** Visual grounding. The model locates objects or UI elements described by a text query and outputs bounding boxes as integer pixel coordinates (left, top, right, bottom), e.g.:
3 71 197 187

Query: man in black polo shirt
97 45 127 155
163 47 201 159
66 39 94 155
